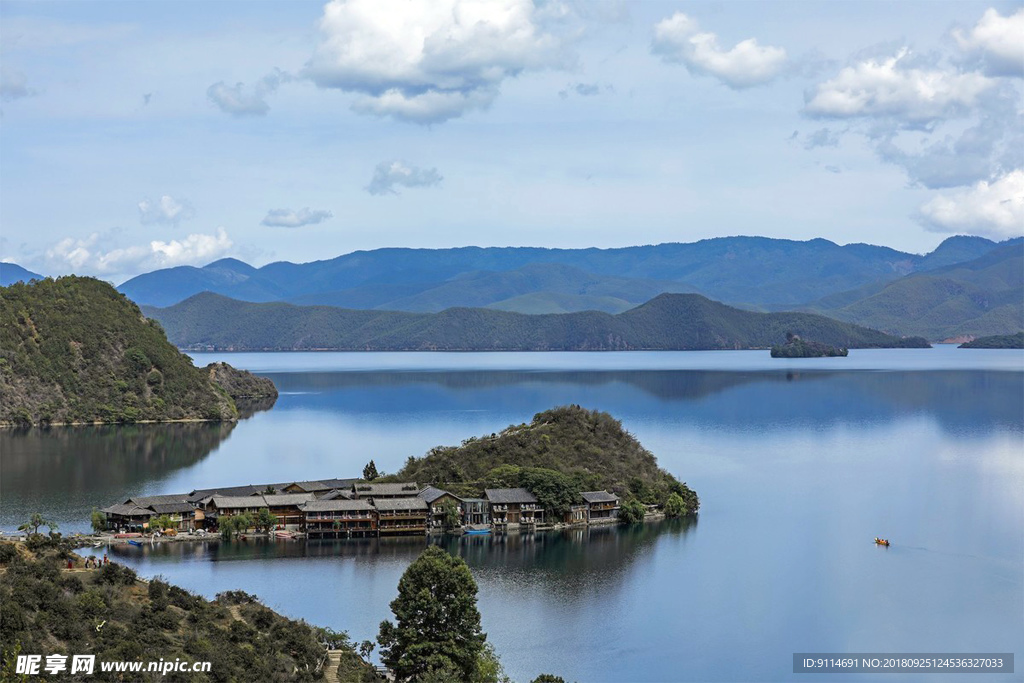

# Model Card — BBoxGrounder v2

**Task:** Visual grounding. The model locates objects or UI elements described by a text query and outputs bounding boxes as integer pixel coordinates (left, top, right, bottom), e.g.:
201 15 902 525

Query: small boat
874 537 890 547
93 542 103 548
127 540 143 547
464 525 491 535
275 531 295 539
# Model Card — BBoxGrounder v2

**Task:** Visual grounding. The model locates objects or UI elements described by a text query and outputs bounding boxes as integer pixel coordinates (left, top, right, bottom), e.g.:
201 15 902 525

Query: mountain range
4 235 1020 340
142 291 929 352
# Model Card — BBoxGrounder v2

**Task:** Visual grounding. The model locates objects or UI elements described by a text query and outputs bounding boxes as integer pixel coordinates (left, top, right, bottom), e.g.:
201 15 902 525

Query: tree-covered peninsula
959 332 1024 349
770 333 849 358
387 405 698 516
0 277 276 426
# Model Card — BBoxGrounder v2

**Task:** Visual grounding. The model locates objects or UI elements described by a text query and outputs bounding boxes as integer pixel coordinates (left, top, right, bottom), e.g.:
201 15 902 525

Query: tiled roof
484 488 538 504
100 503 153 517
318 489 354 500
373 498 428 511
147 502 195 514
188 485 262 502
352 482 420 497
301 500 375 512
210 495 268 510
417 486 459 504
127 494 190 507
581 491 619 504
284 481 331 492
262 493 316 506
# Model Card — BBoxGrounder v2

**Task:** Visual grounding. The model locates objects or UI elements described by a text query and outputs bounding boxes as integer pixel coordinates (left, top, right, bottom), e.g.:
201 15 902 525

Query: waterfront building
485 488 544 526
302 499 376 537
581 491 620 521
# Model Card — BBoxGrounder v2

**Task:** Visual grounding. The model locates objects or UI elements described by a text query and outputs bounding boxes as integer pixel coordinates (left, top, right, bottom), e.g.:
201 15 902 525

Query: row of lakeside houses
99 478 621 537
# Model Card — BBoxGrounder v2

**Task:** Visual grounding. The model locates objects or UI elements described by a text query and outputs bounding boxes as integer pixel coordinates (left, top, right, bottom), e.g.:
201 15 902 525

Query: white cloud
651 12 787 88
918 170 1024 239
207 69 292 117
0 67 36 101
138 195 195 226
45 228 234 279
804 127 841 150
304 0 573 123
804 48 995 124
366 161 443 196
954 8 1024 77
261 207 334 228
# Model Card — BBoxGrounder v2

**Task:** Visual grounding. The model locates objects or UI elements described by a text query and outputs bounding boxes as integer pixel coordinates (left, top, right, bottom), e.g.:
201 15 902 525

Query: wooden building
485 488 544 526
375 497 428 535
581 491 620 521
99 503 154 532
261 493 316 529
302 500 376 537
351 482 421 500
417 486 464 529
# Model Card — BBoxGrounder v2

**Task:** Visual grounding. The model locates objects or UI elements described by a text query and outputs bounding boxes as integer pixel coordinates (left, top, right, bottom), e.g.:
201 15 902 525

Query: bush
619 500 646 524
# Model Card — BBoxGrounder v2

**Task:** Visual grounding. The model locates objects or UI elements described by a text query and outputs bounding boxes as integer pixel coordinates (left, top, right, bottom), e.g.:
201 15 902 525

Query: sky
1 0 1022 283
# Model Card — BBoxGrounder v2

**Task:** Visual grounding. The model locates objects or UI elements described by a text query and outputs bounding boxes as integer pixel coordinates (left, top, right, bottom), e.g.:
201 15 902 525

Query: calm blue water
4 347 1022 682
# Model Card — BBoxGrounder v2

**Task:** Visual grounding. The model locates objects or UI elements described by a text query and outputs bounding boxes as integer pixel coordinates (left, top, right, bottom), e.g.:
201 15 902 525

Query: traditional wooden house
417 486 464 529
581 491 620 521
564 504 588 525
374 497 428 535
206 495 269 521
485 488 543 526
351 482 421 500
99 503 154 531
146 502 198 531
461 498 490 526
302 500 376 537
261 493 316 529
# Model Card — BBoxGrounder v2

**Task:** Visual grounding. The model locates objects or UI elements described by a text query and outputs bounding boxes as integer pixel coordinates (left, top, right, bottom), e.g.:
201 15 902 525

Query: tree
254 508 277 533
219 513 252 541
363 460 380 481
531 676 565 683
378 546 486 682
437 499 461 532
619 499 646 524
518 467 579 519
18 513 45 536
664 492 687 517
91 509 107 534
358 640 375 660
149 515 174 532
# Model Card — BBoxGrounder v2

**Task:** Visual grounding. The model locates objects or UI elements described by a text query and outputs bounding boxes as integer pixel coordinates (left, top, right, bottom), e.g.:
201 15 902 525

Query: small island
0 276 276 426
959 332 1024 349
771 332 849 358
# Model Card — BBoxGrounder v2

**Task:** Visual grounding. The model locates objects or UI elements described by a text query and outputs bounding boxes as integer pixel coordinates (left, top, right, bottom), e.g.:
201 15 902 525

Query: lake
2 347 1022 682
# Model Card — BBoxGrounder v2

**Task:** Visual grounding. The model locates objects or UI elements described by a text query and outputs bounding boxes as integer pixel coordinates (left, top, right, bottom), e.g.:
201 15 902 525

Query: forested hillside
0 277 271 426
808 242 1023 339
146 291 929 351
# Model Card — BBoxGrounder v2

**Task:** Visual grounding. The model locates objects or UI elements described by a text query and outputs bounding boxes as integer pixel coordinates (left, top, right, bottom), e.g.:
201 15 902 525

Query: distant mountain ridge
0 263 43 286
143 291 929 352
119 235 1013 311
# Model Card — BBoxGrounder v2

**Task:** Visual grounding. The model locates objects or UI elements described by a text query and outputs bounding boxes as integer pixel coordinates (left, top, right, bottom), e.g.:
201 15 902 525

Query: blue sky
1 0 1021 282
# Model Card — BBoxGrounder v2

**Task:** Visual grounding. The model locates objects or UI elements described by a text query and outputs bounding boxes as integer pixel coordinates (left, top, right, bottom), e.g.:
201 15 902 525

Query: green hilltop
0 276 275 426
145 291 929 351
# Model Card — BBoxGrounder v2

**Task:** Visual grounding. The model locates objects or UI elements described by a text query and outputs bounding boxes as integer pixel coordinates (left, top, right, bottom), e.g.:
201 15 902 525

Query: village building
261 493 317 529
485 488 544 527
374 497 428 535
302 500 376 537
417 486 464 528
581 491 620 522
461 498 490 526
99 503 154 531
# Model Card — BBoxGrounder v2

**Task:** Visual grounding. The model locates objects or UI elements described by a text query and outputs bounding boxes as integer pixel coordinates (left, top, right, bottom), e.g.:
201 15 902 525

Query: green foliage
0 276 241 425
149 515 174 532
363 459 380 481
664 493 687 517
393 406 698 514
378 546 486 683
1 542 363 683
619 500 646 524
91 508 107 533
219 513 253 540
532 676 566 683
254 508 278 533
437 499 461 532
770 334 849 358
146 290 932 351
960 332 1024 348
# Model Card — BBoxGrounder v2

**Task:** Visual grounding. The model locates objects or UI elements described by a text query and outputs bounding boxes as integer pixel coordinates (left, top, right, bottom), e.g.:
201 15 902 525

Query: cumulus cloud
0 67 37 101
45 228 234 278
304 0 574 124
651 12 787 88
366 161 443 196
207 68 292 117
954 8 1024 77
804 48 995 125
917 170 1024 239
261 207 333 228
138 195 195 226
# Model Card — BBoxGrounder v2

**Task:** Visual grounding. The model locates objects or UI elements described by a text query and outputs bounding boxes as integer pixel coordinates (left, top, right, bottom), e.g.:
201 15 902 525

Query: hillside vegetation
389 405 698 513
959 332 1024 349
0 542 376 682
0 277 272 426
117 236 1012 310
146 291 929 351
809 242 1023 340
